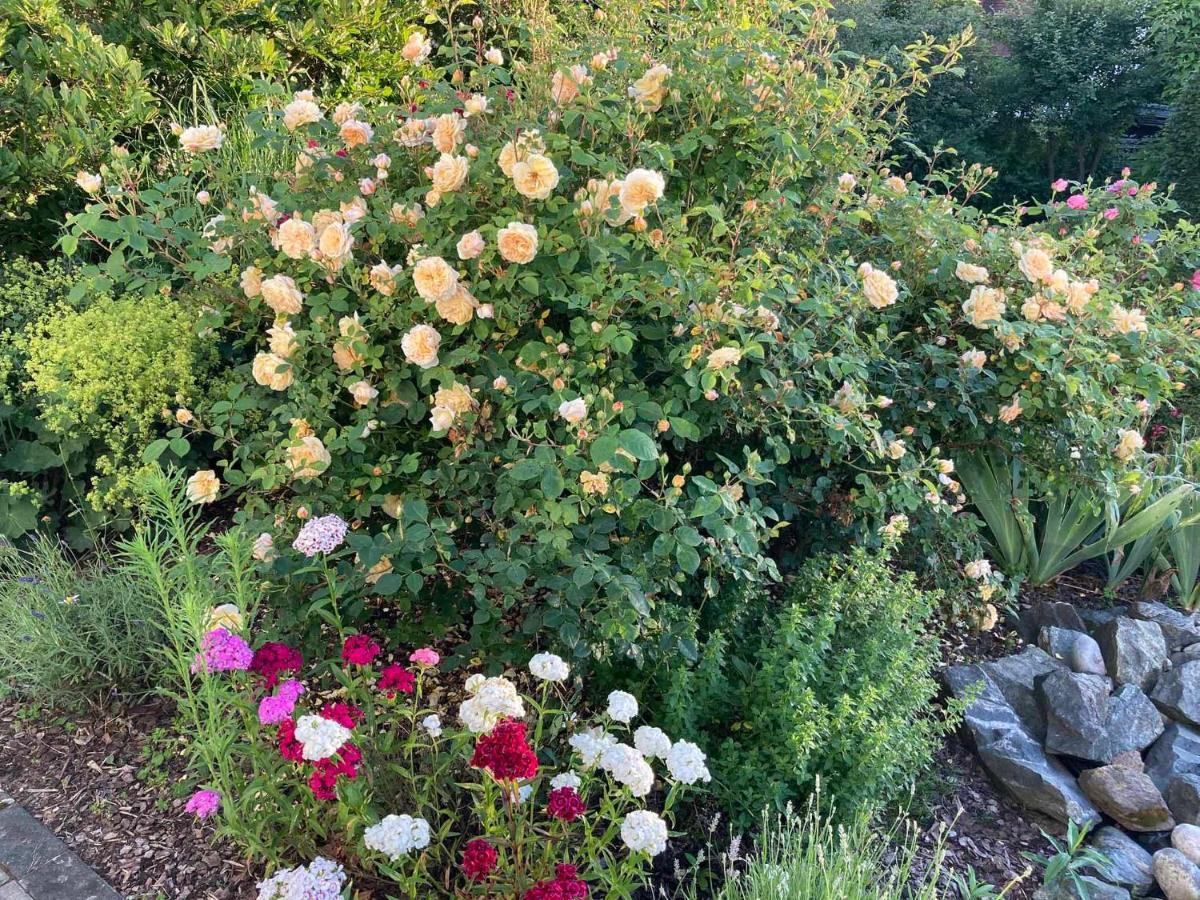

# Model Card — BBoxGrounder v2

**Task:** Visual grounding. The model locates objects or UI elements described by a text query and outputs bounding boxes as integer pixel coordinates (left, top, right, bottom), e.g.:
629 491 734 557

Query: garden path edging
0 791 121 900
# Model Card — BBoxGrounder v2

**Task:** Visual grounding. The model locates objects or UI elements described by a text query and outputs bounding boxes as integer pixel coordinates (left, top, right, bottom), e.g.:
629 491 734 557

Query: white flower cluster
665 740 712 785
621 809 669 857
257 856 345 900
600 743 655 797
363 814 432 860
551 771 582 791
293 714 351 761
606 690 638 723
568 726 618 767
633 726 671 759
458 675 525 733
529 652 570 682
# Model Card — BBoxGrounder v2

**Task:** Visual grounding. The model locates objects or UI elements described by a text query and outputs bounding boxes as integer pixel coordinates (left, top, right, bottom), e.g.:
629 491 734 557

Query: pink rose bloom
185 789 220 819
1051 178 1068 192
1066 194 1088 210
409 647 440 667
1107 180 1126 193
1103 208 1119 220
1191 270 1200 291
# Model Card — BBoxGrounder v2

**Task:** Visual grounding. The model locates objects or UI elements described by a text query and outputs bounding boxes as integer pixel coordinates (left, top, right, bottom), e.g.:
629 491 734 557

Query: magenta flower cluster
292 515 349 557
258 678 305 725
192 627 252 673
185 789 221 819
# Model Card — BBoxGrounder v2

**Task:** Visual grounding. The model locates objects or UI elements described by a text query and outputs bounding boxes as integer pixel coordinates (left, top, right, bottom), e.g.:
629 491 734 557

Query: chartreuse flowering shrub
127 472 707 896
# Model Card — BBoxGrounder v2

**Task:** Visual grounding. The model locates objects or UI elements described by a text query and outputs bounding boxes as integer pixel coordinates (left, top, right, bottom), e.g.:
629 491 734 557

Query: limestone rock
1078 763 1175 831
1147 724 1200 795
1089 826 1154 894
1130 601 1200 652
1154 661 1200 728
1176 824 1200 866
944 664 1100 825
1040 671 1163 762
1098 618 1169 691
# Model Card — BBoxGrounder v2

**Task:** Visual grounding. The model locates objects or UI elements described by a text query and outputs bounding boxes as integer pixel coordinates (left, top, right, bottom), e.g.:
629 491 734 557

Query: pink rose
1103 207 1118 220
1191 270 1200 291
1066 195 1088 210
1051 178 1068 192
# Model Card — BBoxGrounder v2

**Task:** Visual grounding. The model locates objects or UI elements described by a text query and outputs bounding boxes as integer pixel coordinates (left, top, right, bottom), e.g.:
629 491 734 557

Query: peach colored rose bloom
412 256 459 302
402 31 431 63
512 154 560 200
369 261 402 296
954 261 989 284
497 222 538 264
180 125 224 154
1115 429 1144 461
434 382 475 414
268 321 297 358
1018 247 1054 283
277 218 317 259
962 285 1006 329
401 324 442 369
349 380 378 407
287 436 331 479
431 113 465 154
252 352 294 391
619 168 665 215
859 264 898 309
260 275 304 315
430 154 469 193
457 230 485 260
75 171 102 193
283 98 323 131
436 285 478 325
558 398 587 424
339 119 374 148
706 346 742 370
628 64 671 111
186 470 221 504
241 266 263 298
1111 305 1148 334
999 397 1023 424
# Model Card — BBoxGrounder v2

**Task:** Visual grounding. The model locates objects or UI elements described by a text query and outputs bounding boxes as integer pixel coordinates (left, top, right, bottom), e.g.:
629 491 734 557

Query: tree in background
837 0 1162 203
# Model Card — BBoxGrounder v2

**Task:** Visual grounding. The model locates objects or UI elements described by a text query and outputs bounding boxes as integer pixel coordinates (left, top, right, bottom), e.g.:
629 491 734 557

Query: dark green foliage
652 547 955 826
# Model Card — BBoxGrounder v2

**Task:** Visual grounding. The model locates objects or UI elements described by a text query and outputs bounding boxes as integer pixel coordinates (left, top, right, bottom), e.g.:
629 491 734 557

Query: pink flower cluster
258 679 305 724
185 788 221 819
192 627 252 673
524 864 588 900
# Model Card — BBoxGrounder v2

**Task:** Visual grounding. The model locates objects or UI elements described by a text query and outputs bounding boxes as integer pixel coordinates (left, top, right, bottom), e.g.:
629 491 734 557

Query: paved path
0 792 121 900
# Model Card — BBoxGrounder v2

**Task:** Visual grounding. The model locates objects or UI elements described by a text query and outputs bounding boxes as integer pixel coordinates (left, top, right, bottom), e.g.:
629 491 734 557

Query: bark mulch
0 699 256 900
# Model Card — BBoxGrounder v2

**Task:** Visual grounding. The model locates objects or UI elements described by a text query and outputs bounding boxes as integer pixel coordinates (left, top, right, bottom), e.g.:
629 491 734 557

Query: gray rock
1041 626 1109 676
1131 601 1200 652
1040 671 1164 762
1021 600 1088 643
1078 763 1176 831
1147 724 1200 795
984 646 1067 739
1082 606 1130 634
945 664 1100 825
1090 826 1154 893
1155 662 1200 728
1169 775 1200 825
1036 876 1132 900
1177 824 1200 866
1156 848 1200 900
1099 618 1169 691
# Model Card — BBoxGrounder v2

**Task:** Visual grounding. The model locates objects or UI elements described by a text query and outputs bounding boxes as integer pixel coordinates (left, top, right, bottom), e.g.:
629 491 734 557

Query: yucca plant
1159 433 1200 609
959 448 1193 587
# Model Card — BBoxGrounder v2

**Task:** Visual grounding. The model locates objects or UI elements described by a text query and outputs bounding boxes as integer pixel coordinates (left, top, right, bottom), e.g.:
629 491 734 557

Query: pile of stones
946 599 1200 899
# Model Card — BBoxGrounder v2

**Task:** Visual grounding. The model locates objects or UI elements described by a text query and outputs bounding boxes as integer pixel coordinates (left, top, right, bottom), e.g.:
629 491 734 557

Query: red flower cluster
524 864 588 900
250 642 303 688
470 719 538 782
309 743 362 800
341 634 380 667
546 787 585 822
378 664 415 697
277 717 304 762
461 838 498 881
319 702 363 729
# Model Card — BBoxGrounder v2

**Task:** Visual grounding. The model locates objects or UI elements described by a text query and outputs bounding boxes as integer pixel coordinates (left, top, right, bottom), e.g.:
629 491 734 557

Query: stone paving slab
0 792 121 900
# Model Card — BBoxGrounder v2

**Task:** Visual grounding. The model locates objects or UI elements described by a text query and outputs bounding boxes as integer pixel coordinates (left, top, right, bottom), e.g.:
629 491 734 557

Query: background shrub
650 547 953 826
0 535 165 702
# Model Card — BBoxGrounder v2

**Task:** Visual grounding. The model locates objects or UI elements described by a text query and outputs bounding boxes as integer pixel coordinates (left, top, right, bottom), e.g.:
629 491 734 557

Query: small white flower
293 714 351 761
633 726 672 759
606 690 638 723
558 397 587 424
569 727 617 768
363 814 431 860
551 771 582 791
529 652 570 682
458 676 525 733
600 743 654 796
621 809 669 856
665 740 711 785
465 673 486 693
421 714 442 737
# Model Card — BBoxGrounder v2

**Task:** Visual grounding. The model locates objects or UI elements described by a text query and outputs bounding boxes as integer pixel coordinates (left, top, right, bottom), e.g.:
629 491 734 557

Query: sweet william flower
462 838 498 881
193 627 252 672
257 858 345 900
606 690 638 723
529 652 570 681
633 726 672 759
470 718 538 781
341 634 380 666
600 743 654 796
294 714 351 761
547 786 586 821
185 789 220 819
621 810 669 856
292 514 348 556
410 647 440 666
665 739 710 784
422 714 443 737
